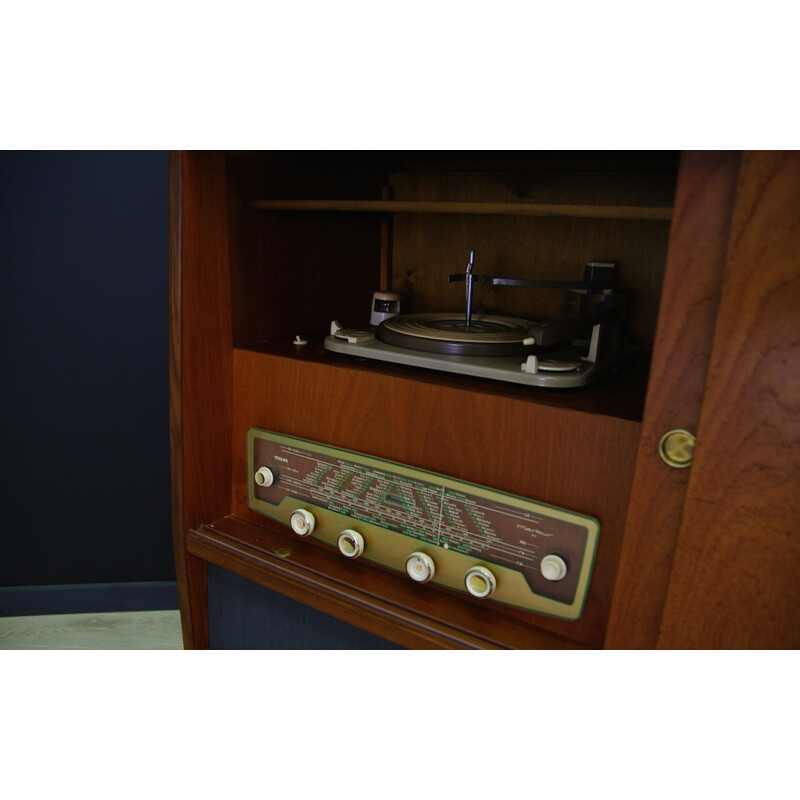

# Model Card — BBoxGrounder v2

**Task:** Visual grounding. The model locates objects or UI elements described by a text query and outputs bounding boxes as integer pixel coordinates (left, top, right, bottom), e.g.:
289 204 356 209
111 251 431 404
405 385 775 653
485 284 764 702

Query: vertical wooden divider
170 152 234 648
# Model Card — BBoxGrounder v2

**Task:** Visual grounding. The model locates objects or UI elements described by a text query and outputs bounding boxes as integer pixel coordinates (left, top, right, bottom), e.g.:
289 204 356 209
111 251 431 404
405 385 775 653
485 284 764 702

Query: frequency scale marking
271 448 548 568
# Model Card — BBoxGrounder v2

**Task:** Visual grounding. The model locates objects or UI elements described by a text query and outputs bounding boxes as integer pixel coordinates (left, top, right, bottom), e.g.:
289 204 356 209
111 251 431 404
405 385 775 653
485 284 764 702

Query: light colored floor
0 609 184 649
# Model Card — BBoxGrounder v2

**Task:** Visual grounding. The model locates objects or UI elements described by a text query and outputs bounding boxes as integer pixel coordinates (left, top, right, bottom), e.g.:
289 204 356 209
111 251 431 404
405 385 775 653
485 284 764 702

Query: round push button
290 509 315 537
406 552 436 583
337 529 365 559
254 466 275 487
540 554 568 581
464 566 497 598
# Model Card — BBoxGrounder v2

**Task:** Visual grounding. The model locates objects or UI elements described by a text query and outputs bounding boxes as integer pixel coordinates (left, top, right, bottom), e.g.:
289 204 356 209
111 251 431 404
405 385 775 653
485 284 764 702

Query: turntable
324 250 639 389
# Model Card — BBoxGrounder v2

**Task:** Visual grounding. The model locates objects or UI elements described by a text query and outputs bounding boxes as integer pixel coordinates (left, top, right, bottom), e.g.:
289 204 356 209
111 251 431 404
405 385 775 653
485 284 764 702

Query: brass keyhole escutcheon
658 429 696 468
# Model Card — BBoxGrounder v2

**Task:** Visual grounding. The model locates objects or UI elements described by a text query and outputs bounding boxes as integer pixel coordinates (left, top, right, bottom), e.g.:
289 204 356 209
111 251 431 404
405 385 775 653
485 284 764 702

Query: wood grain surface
251 199 673 220
657 151 800 648
604 152 741 648
172 151 800 649
230 346 641 648
388 166 675 348
170 152 233 648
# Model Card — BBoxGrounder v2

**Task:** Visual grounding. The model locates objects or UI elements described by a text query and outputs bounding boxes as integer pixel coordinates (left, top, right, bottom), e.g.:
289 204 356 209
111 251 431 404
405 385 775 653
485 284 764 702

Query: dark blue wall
0 151 173 587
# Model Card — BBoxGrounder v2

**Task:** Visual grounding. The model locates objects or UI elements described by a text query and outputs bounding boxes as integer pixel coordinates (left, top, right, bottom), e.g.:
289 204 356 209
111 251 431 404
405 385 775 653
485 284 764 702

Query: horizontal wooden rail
251 199 673 221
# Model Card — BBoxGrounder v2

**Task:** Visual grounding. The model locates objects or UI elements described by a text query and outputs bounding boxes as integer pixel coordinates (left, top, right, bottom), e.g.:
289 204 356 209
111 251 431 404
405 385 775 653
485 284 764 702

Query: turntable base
379 312 537 357
324 333 637 389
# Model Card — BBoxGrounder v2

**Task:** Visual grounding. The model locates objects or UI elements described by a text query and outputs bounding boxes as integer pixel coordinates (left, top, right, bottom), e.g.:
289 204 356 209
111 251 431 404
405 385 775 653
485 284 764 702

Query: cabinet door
605 151 741 648
656 151 800 648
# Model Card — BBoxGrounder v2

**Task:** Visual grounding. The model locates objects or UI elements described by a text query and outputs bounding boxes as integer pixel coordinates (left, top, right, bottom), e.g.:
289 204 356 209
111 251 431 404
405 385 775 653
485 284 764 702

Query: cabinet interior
179 150 683 649
227 151 679 358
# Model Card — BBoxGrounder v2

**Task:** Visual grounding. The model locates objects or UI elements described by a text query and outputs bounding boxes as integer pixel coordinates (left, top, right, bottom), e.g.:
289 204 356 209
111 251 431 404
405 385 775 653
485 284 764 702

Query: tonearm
447 248 628 350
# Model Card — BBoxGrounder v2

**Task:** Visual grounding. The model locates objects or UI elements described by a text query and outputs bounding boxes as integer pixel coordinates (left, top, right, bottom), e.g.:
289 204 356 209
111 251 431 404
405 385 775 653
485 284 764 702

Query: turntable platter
378 312 536 357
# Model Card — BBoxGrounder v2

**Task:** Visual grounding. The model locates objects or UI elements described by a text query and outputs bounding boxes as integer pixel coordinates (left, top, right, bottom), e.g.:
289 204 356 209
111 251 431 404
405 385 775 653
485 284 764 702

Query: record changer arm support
448 253 626 347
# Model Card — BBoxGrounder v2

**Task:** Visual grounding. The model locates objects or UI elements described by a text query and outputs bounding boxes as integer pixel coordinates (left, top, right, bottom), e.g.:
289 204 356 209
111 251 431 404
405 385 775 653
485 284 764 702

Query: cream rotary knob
337 529 365 559
540 554 568 581
254 466 275 488
289 509 316 537
405 552 436 583
464 566 497 598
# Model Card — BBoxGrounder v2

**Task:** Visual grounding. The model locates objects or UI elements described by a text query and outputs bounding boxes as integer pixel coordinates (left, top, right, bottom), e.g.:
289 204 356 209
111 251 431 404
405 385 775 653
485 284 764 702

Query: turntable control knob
405 552 436 583
290 508 316 537
464 566 497 598
521 355 539 374
541 554 568 581
338 529 365 559
254 466 276 488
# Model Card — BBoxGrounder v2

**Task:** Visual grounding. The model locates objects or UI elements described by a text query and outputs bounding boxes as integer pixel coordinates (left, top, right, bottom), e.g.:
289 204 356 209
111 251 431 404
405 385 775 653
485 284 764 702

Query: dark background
0 151 394 641
0 151 174 589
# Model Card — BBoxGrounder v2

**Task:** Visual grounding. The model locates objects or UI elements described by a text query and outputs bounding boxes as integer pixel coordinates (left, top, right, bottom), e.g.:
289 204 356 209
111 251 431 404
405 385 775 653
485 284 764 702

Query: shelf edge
250 199 673 221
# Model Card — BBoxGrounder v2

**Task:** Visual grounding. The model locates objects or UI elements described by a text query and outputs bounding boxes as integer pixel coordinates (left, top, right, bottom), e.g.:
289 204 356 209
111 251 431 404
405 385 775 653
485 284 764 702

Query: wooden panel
231 210 384 345
604 152 741 648
227 153 387 345
389 163 677 347
390 215 671 347
251 199 673 220
657 151 800 648
169 151 233 648
229 347 641 648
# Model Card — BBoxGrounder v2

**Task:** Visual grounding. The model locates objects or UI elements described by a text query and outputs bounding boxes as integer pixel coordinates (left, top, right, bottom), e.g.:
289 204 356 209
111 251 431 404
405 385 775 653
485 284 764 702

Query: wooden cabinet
170 150 799 649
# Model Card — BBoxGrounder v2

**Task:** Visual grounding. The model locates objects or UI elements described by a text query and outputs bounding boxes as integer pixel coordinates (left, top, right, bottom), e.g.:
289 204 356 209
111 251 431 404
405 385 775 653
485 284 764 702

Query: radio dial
290 508 316 537
254 466 276 487
465 566 497 598
540 554 568 581
405 552 436 583
338 529 365 559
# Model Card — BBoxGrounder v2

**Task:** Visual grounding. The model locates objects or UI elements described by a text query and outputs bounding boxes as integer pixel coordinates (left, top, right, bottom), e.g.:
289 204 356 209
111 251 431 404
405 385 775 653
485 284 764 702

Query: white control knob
290 509 316 537
464 566 497 598
521 354 539 374
254 466 275 487
337 529 365 559
405 552 436 583
541 554 568 581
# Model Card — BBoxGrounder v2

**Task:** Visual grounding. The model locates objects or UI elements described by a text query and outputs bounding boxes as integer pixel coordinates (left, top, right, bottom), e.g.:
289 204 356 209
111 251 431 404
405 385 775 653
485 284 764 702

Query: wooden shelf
250 199 673 221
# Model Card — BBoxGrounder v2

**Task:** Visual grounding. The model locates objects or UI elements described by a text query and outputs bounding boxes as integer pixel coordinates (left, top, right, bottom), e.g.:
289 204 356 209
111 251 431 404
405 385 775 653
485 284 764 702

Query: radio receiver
247 428 600 621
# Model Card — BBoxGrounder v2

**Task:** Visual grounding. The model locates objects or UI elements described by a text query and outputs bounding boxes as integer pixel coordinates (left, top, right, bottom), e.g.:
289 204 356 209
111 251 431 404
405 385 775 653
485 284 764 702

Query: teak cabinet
169 150 799 649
